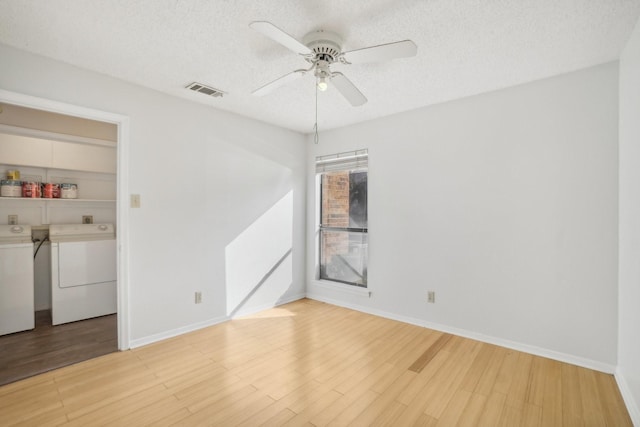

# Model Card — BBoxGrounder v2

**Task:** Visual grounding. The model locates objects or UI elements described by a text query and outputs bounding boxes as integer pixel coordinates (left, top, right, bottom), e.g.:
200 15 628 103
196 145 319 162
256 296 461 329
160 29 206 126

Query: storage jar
1 180 22 197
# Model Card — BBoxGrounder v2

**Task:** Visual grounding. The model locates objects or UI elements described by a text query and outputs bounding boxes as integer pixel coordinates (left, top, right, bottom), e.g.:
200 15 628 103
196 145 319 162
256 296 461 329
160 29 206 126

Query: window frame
318 227 369 287
316 151 369 288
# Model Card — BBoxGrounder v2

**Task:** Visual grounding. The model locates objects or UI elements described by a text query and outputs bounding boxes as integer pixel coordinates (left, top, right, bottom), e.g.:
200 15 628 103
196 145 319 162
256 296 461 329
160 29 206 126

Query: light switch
130 194 141 208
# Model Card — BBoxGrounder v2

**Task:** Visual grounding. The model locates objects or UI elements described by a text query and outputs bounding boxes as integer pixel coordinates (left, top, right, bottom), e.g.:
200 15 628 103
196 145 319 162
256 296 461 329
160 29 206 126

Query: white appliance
50 223 116 325
0 225 34 335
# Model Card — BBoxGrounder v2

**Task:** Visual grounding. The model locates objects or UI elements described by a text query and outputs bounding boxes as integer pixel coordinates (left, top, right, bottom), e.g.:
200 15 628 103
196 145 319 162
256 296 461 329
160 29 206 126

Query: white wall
0 44 307 344
618 16 640 425
307 62 619 370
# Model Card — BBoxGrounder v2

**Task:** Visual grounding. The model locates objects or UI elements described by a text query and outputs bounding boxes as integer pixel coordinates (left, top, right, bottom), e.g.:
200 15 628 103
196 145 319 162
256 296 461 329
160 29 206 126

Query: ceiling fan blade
249 21 312 55
252 69 307 96
331 72 367 107
342 40 417 64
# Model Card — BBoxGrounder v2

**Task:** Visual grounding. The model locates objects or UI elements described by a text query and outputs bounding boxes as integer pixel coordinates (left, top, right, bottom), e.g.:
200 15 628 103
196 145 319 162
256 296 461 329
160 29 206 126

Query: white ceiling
1 0 639 134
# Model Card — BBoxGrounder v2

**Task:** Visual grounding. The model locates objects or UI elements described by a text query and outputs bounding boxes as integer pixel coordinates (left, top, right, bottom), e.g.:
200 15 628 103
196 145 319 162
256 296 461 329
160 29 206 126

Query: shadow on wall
225 191 294 317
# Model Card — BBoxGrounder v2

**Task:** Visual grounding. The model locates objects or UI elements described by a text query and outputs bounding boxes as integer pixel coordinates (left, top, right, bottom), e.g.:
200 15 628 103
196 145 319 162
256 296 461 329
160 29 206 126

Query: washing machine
50 223 116 325
0 224 34 336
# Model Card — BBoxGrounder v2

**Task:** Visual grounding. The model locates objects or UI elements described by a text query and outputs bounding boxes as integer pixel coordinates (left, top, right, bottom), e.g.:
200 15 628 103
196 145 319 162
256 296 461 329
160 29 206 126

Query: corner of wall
618 13 640 426
615 368 640 426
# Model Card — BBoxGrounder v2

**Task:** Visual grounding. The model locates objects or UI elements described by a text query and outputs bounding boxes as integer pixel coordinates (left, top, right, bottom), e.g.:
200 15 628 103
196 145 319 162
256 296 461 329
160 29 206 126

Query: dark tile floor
0 310 117 386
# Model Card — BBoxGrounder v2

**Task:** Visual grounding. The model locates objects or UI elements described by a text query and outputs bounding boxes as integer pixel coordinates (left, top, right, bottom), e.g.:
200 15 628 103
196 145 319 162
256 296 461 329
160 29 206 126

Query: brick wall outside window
321 172 350 267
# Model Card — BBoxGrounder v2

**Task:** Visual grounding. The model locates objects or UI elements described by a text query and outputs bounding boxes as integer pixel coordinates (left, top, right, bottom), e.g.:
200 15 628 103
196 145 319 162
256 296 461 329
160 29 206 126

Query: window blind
315 149 368 173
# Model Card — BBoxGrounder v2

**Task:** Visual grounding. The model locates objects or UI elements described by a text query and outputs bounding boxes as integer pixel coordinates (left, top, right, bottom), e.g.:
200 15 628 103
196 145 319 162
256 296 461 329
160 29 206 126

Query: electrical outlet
8 215 18 225
427 291 436 303
195 291 202 304
82 215 93 224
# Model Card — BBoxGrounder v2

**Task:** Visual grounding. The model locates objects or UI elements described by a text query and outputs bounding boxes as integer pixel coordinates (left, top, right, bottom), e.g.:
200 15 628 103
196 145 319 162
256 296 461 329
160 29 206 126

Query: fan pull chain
314 77 319 144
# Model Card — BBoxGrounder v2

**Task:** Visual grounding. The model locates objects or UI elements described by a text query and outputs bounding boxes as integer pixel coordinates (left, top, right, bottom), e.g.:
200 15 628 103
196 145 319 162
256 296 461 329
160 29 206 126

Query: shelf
0 197 115 203
0 196 116 226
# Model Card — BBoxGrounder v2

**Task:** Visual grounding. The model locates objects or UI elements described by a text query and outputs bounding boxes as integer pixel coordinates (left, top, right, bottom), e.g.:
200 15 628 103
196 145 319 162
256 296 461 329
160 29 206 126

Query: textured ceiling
1 0 639 133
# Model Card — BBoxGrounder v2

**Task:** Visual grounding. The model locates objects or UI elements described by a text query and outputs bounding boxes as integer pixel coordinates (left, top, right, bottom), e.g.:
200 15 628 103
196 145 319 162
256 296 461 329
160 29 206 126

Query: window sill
311 279 371 297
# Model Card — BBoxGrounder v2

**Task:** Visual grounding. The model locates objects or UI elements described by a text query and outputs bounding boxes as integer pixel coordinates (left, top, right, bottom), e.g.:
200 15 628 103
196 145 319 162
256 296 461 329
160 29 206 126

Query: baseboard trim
128 294 307 349
615 369 640 426
309 280 372 297
230 293 307 318
306 293 617 374
129 315 229 349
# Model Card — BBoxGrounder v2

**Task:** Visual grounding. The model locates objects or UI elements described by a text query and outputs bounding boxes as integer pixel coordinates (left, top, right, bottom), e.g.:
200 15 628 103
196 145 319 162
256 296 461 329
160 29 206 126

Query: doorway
0 89 130 384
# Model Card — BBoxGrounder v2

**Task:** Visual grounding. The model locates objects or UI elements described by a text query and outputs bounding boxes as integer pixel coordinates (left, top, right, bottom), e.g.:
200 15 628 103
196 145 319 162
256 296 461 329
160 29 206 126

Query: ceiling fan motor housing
303 30 343 63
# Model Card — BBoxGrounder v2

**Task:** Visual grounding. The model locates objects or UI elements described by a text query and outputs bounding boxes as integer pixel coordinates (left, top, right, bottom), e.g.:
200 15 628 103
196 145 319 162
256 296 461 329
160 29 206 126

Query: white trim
230 293 307 318
0 90 127 126
130 294 306 348
116 117 130 350
310 280 371 297
129 315 229 349
305 293 617 374
615 369 640 426
0 88 131 350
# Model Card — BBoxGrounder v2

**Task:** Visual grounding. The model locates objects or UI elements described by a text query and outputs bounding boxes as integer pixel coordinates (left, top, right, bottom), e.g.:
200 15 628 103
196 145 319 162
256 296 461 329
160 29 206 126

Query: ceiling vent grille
186 82 226 98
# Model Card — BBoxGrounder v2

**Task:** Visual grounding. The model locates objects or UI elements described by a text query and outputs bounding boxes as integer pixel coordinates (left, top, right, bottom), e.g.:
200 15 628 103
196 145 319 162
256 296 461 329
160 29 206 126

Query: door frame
0 89 131 350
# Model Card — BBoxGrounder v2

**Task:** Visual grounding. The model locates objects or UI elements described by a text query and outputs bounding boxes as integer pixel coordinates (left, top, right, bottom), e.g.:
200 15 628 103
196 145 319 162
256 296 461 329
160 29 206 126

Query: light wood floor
0 299 632 426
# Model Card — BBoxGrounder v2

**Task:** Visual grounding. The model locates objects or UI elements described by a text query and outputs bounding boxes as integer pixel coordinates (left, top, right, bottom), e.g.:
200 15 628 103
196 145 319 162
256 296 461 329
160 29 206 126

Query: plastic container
43 183 61 199
1 180 22 197
60 183 78 199
22 182 41 198
6 170 20 180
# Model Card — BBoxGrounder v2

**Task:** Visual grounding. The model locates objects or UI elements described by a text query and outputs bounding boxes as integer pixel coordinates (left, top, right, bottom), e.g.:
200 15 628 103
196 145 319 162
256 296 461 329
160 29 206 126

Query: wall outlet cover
427 291 436 303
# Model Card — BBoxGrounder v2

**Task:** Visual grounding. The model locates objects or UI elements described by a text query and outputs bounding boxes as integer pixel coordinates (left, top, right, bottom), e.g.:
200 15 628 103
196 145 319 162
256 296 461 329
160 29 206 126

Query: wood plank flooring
0 299 632 426
0 310 117 386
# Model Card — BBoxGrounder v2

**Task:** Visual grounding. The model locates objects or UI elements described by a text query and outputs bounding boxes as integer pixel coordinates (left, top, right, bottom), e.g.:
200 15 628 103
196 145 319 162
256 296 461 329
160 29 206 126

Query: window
317 150 368 287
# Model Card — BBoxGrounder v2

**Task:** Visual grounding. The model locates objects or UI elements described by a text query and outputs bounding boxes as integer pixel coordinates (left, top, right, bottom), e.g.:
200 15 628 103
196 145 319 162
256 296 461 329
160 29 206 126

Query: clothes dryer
50 224 116 325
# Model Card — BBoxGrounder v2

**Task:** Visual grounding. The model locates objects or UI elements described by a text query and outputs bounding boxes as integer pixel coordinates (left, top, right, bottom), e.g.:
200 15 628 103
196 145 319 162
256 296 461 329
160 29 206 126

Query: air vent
186 82 226 98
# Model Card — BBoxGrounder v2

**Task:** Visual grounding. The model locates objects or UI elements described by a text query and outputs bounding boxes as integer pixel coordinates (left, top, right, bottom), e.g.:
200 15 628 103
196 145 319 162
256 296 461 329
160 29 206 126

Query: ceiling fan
249 21 418 106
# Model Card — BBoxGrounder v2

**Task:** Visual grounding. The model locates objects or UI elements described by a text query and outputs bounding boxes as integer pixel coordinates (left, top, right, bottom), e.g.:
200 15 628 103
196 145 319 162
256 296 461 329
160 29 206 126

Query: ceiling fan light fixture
249 21 417 107
317 77 328 91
